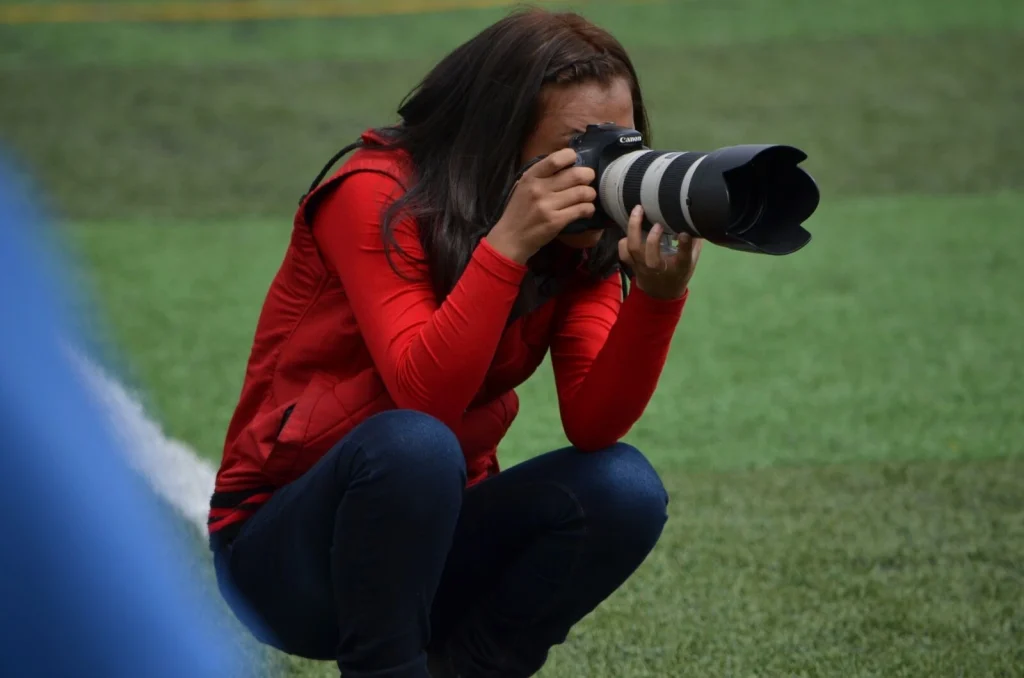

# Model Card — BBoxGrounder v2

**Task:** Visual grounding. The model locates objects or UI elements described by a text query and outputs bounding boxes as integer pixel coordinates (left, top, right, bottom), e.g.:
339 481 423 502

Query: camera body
563 123 819 256
562 123 644 235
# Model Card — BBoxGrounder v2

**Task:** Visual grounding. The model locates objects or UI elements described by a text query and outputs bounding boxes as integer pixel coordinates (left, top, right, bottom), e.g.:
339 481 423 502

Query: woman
209 8 701 678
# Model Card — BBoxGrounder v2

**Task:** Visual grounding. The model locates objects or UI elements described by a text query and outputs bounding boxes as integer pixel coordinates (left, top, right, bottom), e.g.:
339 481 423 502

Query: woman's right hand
485 148 597 265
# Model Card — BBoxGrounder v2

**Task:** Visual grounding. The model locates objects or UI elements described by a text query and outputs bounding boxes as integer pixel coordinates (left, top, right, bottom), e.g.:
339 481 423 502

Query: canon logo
618 135 642 144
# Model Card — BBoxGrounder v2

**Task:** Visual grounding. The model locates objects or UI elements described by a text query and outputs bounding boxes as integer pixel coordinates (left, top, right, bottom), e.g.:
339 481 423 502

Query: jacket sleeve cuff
626 285 689 321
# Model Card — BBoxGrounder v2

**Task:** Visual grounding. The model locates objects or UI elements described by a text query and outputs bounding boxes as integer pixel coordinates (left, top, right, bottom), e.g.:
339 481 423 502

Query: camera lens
599 150 706 236
596 144 815 254
724 165 766 233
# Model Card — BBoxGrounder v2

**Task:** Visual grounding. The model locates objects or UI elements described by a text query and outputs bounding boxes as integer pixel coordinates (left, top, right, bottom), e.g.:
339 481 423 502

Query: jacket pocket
262 369 395 486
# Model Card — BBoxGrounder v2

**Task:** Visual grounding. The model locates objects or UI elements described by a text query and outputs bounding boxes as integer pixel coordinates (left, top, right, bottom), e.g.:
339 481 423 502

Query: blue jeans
213 410 668 678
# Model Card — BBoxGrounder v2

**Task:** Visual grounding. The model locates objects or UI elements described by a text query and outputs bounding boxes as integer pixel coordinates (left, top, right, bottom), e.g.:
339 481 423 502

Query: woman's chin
556 231 604 249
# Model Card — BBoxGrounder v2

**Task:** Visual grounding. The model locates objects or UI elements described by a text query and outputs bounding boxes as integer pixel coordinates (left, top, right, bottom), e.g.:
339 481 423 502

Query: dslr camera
562 123 819 255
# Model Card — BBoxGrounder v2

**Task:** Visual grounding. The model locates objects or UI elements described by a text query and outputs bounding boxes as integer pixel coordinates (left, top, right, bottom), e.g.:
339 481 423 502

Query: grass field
3 0 1023 675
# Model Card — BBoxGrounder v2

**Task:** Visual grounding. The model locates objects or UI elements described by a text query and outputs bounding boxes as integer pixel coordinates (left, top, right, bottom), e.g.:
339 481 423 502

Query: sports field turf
2 0 1023 675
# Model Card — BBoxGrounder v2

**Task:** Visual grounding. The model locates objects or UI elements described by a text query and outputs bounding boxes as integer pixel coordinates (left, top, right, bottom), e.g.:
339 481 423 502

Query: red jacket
208 130 688 544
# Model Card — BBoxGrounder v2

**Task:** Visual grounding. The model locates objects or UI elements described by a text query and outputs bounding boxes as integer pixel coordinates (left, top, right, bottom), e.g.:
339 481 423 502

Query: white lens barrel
679 155 707 236
599 150 648 228
640 151 683 228
600 149 705 235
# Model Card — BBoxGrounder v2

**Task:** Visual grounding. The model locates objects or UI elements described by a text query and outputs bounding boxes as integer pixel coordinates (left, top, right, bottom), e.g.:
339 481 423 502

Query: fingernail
632 205 642 217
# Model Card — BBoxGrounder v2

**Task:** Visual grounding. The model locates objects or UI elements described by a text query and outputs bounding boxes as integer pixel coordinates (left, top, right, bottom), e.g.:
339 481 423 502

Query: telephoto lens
564 123 820 255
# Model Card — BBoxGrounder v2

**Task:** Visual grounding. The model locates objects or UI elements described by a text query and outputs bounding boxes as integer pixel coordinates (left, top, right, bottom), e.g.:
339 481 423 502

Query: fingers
548 184 597 211
689 235 704 267
621 206 671 272
626 205 645 258
531 148 580 179
667 233 703 292
527 149 595 189
618 235 632 265
644 223 665 270
519 149 595 221
555 201 596 225
673 233 702 265
547 165 596 192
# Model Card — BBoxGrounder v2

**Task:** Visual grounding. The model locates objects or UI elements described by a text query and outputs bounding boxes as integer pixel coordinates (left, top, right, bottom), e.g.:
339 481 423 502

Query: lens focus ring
599 150 648 229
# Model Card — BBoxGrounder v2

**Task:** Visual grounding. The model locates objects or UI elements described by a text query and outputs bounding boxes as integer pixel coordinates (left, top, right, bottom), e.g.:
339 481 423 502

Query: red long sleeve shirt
208 133 688 543
314 171 687 450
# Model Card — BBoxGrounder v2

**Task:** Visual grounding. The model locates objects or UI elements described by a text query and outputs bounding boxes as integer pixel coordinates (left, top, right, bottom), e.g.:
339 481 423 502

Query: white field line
71 349 216 534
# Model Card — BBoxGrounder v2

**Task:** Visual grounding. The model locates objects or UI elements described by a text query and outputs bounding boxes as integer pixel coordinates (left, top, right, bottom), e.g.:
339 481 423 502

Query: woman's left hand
618 205 702 300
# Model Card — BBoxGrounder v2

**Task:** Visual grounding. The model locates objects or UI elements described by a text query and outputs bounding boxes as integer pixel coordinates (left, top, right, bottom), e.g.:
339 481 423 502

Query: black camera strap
299 139 365 207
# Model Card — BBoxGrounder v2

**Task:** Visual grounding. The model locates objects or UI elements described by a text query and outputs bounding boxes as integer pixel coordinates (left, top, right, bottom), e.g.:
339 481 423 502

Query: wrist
484 229 530 265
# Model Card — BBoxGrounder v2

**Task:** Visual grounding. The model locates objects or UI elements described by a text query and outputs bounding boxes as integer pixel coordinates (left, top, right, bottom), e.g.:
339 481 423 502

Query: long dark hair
372 8 650 309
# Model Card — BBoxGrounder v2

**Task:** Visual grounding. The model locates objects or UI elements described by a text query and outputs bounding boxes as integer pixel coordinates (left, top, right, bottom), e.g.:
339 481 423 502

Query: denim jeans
213 410 668 678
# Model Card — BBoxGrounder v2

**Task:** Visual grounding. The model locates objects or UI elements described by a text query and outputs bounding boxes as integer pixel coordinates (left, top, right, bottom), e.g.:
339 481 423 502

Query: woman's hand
486 149 597 265
618 205 702 300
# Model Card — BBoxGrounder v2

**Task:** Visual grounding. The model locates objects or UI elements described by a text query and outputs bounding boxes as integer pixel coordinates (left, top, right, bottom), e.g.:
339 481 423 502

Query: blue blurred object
0 153 247 678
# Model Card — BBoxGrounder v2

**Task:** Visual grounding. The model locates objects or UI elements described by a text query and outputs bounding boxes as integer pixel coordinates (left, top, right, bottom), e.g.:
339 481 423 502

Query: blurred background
1 0 1022 676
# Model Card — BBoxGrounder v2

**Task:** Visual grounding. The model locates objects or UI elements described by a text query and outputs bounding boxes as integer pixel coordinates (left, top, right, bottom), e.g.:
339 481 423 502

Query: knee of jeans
582 443 668 544
348 409 466 490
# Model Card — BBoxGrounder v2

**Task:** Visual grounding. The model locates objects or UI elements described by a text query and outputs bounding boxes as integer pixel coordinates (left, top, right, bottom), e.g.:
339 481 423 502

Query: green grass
3 0 1021 66
7 0 1024 674
71 194 1024 470
260 457 1024 677
69 194 1024 676
4 31 1022 219
3 9 1022 219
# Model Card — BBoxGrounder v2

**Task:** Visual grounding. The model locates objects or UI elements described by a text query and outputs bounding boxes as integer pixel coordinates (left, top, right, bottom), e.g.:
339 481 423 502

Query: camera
563 123 819 255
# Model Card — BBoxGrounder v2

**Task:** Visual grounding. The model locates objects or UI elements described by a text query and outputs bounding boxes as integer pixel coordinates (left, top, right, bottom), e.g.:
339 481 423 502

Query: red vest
209 130 519 538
